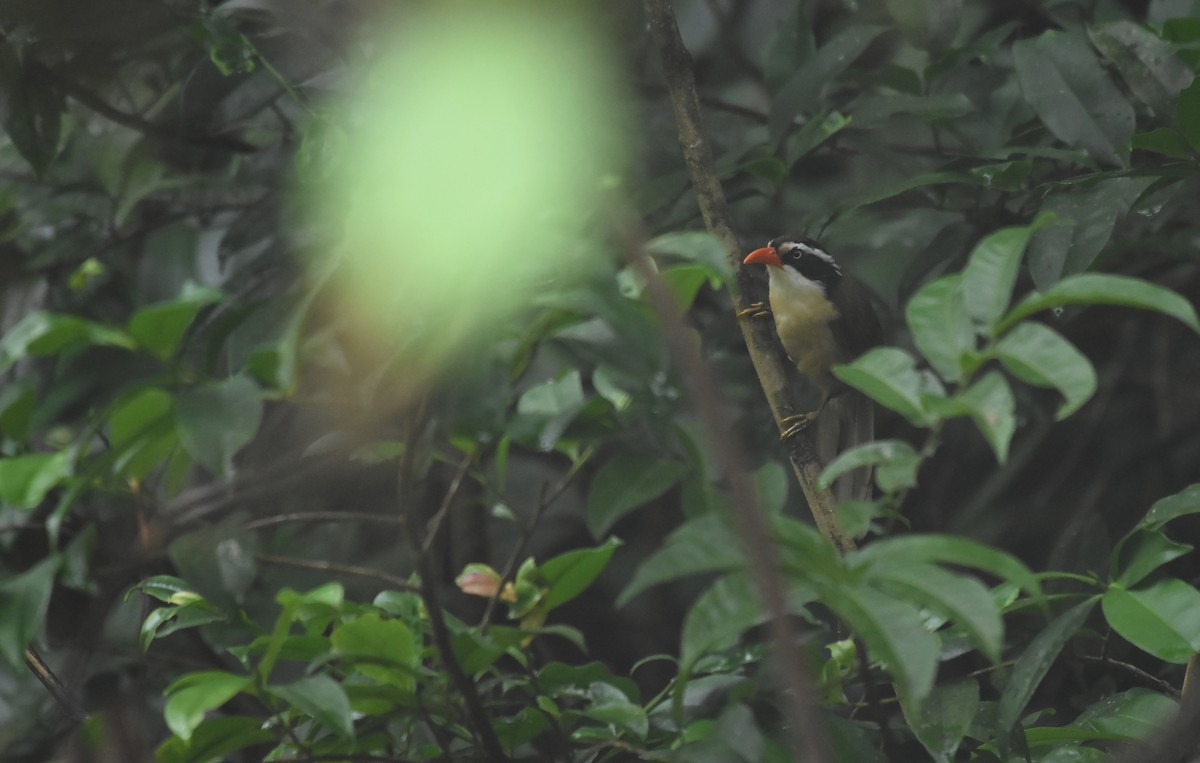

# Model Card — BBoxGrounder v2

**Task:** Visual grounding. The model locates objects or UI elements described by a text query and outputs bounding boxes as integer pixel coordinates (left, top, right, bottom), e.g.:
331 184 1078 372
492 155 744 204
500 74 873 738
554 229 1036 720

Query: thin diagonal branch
639 0 853 555
640 1 845 759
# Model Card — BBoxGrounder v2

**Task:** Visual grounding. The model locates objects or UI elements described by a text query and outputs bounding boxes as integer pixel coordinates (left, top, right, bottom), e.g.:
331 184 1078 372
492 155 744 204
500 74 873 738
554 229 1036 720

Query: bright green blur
316 7 626 384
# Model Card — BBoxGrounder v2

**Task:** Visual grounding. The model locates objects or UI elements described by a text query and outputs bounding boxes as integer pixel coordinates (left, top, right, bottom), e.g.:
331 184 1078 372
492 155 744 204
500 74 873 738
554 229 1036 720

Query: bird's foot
736 302 770 319
779 410 820 441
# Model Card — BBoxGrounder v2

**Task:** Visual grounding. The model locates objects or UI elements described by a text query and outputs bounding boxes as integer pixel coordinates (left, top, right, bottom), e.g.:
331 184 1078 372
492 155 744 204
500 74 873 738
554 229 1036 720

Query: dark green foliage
0 1 1199 761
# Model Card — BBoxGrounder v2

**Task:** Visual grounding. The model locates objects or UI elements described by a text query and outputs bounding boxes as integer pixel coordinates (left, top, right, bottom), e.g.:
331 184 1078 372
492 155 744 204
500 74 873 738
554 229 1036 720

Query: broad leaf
820 439 920 494
998 274 1200 334
996 598 1098 759
174 374 263 476
1139 483 1200 530
954 371 1016 463
865 562 1003 663
962 218 1053 328
163 671 250 742
834 347 935 426
0 555 61 667
828 582 939 705
993 322 1097 419
127 285 222 360
0 451 70 509
906 275 973 382
850 534 1042 600
902 679 978 763
541 537 622 611
1102 578 1200 663
1013 30 1134 166
586 452 686 536
269 674 355 739
331 613 418 691
618 513 742 606
1088 22 1193 118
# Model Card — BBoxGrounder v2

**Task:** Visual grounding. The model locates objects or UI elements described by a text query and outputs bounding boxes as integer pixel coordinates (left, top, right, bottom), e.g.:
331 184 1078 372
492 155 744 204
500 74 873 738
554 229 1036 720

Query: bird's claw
737 302 770 319
779 410 820 441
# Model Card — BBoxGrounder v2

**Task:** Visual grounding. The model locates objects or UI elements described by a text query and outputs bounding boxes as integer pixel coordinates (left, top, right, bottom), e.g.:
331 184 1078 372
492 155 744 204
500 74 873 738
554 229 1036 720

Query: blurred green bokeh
313 6 628 390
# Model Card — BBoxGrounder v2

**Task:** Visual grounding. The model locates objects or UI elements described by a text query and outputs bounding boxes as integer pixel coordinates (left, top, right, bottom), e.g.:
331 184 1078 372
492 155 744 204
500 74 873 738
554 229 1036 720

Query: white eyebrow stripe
793 242 841 273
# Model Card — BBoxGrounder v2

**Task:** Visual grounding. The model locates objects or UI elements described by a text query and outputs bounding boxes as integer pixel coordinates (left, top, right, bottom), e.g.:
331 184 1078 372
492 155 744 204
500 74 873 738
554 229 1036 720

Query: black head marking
768 236 843 286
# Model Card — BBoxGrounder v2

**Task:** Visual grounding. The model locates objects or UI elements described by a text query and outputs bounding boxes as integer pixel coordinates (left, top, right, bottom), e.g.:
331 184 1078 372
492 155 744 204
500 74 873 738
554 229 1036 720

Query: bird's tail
817 391 875 506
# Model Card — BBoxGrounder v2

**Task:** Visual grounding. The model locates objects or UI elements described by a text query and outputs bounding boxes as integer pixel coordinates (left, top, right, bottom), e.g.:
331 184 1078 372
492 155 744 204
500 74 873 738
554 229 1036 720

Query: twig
1077 655 1179 698
640 0 853 555
244 511 405 531
30 61 257 153
422 453 475 554
1106 653 1200 762
256 553 418 591
479 448 594 627
23 646 87 724
641 1 840 759
398 411 509 762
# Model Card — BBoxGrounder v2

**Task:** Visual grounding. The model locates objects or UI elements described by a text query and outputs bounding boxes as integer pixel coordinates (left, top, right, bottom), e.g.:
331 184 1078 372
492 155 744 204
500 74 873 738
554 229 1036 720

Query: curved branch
640 0 853 555
640 2 842 760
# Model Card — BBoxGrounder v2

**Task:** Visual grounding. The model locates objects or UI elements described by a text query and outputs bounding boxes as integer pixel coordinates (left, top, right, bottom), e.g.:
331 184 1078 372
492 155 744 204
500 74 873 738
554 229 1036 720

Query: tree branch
640 0 854 555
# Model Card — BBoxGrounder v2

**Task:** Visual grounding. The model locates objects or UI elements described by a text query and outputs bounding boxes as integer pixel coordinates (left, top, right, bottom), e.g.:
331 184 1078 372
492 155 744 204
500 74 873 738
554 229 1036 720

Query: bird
741 235 883 504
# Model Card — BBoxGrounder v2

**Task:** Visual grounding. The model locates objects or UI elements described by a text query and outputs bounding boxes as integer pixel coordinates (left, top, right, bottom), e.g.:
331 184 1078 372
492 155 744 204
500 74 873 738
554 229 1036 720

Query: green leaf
1177 78 1200 153
1013 30 1135 166
660 264 714 310
1140 483 1200 530
865 563 1003 663
154 715 275 763
109 387 178 480
617 513 742 606
993 322 1097 419
828 583 939 705
820 439 920 494
1102 578 1200 663
514 369 586 451
997 274 1200 334
173 375 263 476
0 311 134 374
644 230 731 281
955 371 1016 463
968 159 1033 191
784 110 851 167
586 452 686 536
1112 530 1193 588
834 347 935 426
0 383 33 441
769 25 889 145
1088 21 1193 118
0 451 70 509
269 674 355 739
885 0 961 50
681 572 766 667
581 682 648 739
1130 127 1194 158
331 613 418 691
127 285 222 360
1026 179 1150 289
167 519 257 609
996 598 1098 759
540 537 622 611
1074 688 1177 740
0 51 64 175
163 671 250 742
850 93 973 126
962 219 1053 329
0 555 61 667
902 679 978 763
850 534 1042 600
906 275 973 382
